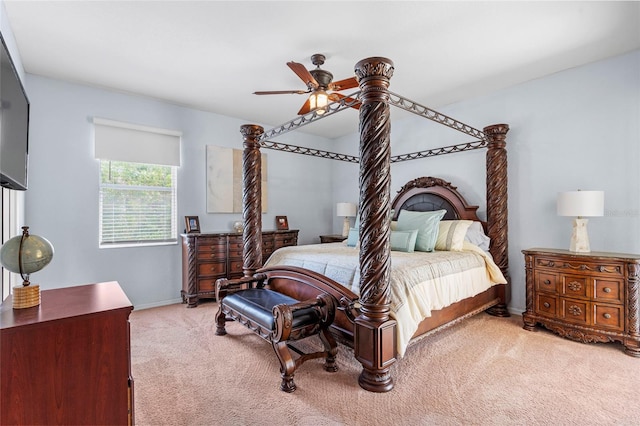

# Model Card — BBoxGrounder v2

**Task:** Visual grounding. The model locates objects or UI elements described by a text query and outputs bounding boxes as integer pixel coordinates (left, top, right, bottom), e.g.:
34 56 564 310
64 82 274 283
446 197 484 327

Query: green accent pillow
346 227 359 247
396 209 447 252
390 229 419 252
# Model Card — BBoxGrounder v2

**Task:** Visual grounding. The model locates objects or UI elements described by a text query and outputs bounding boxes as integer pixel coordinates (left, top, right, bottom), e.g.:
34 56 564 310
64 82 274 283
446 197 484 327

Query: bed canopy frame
237 57 509 392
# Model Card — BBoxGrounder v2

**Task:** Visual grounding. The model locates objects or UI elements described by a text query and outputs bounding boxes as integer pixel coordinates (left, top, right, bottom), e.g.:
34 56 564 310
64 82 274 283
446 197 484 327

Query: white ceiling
4 1 640 139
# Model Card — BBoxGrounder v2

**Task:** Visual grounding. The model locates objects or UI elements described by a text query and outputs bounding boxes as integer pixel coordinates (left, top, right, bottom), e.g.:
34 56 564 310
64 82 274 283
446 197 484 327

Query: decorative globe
0 227 54 281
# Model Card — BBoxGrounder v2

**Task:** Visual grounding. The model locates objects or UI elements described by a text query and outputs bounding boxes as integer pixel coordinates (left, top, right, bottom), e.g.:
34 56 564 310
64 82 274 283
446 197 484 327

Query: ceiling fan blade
253 90 310 95
287 61 319 89
328 76 358 91
329 93 360 110
297 97 312 115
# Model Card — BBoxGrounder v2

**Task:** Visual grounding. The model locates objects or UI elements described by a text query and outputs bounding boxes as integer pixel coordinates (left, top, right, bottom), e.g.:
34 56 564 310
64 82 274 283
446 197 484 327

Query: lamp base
569 218 591 253
342 217 351 237
12 284 40 309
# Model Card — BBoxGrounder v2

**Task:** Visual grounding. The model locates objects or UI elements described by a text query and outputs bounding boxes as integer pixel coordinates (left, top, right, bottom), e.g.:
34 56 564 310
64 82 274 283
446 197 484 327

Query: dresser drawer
196 236 226 249
275 234 296 248
535 294 557 317
593 303 624 330
535 271 558 294
594 278 623 304
198 278 218 293
197 261 226 277
229 259 244 275
197 249 226 261
228 242 244 259
561 274 588 299
228 236 243 253
561 299 588 325
263 239 275 250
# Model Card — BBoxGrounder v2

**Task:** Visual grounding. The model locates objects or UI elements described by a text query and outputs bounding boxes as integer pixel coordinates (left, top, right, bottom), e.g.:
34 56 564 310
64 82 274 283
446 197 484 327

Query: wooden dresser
1 281 134 425
522 248 640 357
181 229 298 307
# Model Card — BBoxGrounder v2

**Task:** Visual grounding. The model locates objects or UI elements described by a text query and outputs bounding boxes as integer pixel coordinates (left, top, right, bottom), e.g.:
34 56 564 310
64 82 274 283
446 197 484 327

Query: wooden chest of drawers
522 248 640 357
181 230 298 307
1 282 134 425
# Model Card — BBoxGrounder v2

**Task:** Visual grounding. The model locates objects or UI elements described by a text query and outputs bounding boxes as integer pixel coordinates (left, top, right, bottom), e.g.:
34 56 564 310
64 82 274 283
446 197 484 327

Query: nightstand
522 248 640 357
319 234 347 243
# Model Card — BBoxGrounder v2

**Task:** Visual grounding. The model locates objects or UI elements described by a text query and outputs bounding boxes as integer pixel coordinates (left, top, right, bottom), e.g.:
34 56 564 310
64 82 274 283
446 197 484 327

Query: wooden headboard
390 176 482 223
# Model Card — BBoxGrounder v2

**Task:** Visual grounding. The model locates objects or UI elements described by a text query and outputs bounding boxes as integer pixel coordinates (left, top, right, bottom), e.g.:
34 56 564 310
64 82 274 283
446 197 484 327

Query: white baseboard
133 298 183 311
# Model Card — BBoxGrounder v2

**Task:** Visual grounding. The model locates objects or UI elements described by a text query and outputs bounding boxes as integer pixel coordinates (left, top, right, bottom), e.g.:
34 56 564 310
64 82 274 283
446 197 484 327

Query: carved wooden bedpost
484 123 511 316
353 57 396 392
240 124 264 277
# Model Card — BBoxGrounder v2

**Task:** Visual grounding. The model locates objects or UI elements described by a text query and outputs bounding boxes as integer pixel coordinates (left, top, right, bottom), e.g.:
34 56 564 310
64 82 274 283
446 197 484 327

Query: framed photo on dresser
276 216 289 230
185 216 200 233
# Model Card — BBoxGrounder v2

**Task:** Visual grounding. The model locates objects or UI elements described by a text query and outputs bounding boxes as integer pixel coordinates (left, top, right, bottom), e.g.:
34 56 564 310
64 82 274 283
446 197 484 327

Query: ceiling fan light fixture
309 90 329 114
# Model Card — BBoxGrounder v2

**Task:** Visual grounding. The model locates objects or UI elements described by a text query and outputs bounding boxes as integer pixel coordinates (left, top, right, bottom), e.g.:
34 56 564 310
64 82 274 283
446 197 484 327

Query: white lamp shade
557 191 604 217
336 202 357 217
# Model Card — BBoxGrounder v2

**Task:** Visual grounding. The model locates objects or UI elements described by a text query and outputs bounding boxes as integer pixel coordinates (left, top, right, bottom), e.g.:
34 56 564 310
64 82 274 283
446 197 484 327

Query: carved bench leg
272 341 297 393
319 328 338 372
214 307 227 336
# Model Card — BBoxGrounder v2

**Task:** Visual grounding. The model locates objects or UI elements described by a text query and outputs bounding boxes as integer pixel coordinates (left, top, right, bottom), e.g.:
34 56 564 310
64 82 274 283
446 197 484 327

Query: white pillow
464 221 491 252
436 220 473 251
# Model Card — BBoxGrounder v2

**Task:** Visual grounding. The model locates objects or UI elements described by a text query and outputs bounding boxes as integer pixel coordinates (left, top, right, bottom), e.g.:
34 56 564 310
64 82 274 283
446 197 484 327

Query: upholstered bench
215 274 338 392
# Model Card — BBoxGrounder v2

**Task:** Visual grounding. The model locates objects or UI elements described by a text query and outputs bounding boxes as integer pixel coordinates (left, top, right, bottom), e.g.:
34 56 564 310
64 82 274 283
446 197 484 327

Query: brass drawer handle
544 279 551 285
543 302 550 308
603 313 612 319
603 287 612 293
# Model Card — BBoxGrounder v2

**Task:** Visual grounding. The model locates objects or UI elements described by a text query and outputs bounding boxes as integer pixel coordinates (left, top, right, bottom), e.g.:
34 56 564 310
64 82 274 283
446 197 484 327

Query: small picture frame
276 216 289 230
185 216 200 233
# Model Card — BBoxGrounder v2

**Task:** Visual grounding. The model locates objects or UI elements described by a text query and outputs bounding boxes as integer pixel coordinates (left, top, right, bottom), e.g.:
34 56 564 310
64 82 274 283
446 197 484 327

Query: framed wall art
206 145 267 213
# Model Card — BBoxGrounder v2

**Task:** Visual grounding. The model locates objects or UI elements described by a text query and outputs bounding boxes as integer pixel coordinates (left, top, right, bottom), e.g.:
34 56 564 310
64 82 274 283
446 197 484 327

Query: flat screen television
0 31 29 191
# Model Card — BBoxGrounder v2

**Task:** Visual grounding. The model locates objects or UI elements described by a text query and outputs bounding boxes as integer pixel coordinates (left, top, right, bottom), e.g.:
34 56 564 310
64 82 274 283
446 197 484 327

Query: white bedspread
264 241 506 357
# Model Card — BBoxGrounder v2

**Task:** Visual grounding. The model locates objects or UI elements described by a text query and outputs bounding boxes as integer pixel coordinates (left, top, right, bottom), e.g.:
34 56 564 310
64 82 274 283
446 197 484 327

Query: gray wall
7 0 638 314
332 49 640 314
23 75 334 309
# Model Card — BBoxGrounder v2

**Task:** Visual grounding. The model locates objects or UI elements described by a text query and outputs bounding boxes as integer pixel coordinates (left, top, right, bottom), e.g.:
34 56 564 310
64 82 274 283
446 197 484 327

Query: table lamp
336 202 357 237
0 226 54 308
557 190 604 253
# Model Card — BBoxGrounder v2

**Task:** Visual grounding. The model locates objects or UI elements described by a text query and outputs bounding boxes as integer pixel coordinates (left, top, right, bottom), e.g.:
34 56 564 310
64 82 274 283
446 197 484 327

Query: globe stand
13 227 41 309
12 284 40 309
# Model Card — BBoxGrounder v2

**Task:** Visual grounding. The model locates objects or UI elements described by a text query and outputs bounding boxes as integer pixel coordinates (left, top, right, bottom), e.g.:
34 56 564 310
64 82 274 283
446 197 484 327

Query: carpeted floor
130 302 640 425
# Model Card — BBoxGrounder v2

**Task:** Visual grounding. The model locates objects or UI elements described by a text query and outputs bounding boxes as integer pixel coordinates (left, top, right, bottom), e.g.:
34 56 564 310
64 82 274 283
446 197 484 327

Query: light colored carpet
130 302 640 425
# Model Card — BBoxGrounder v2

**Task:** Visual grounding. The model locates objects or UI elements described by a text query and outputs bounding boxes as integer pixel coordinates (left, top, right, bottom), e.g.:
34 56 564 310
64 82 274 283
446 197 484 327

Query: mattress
264 241 507 357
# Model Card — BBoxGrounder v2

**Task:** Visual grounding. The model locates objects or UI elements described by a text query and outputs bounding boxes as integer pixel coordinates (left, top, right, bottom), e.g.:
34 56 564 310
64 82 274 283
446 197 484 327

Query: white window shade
93 118 181 166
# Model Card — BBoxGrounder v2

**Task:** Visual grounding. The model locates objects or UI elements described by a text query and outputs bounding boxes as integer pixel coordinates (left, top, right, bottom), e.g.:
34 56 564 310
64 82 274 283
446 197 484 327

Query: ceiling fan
253 54 360 115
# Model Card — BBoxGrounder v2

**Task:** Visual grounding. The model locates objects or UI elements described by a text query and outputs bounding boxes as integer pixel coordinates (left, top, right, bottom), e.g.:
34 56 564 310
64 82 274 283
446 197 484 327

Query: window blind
99 169 177 246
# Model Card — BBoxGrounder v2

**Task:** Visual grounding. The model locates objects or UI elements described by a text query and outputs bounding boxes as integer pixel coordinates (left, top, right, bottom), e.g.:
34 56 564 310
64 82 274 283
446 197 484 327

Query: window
93 118 181 248
99 160 177 247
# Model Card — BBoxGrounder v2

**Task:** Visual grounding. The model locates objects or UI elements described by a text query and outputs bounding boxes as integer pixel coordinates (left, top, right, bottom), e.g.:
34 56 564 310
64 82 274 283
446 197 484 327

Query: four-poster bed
224 57 510 392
